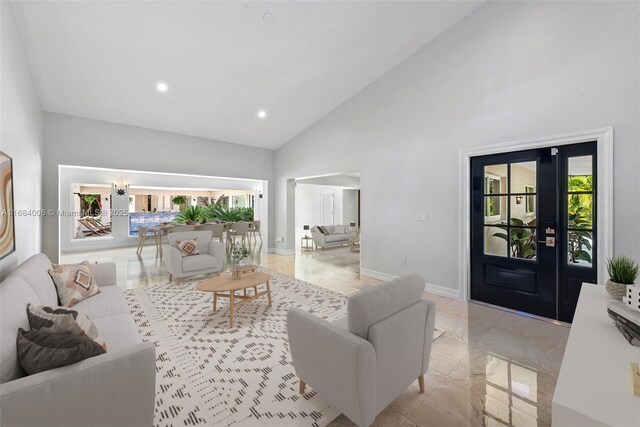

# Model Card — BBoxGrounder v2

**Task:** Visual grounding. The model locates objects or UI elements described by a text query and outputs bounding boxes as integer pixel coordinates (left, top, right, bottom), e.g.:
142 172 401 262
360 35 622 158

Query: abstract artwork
0 151 15 259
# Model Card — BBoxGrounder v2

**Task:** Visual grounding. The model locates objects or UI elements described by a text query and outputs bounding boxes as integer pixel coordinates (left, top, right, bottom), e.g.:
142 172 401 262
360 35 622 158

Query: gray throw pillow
17 328 106 375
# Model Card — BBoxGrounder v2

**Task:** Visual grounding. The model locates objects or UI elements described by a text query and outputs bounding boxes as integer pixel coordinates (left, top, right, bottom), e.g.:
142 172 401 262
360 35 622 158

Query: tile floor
61 240 569 427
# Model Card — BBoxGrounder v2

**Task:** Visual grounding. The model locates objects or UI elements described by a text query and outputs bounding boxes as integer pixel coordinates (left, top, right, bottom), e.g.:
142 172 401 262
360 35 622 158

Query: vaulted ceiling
13 1 482 149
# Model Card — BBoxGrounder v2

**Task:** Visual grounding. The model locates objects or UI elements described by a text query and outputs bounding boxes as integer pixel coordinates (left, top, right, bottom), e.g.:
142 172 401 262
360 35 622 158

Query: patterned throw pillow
317 226 329 235
26 304 106 350
17 328 106 375
176 238 200 257
48 261 100 307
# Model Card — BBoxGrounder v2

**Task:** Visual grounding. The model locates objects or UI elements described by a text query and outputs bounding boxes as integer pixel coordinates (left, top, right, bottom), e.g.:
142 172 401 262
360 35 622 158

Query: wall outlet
415 212 428 221
276 237 285 243
400 257 407 267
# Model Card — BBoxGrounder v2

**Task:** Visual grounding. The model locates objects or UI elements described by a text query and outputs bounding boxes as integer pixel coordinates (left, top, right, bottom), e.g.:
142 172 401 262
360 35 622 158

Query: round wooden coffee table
197 271 271 328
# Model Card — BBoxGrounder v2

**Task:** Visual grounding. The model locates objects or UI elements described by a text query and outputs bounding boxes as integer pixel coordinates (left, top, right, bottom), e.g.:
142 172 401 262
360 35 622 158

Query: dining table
148 222 254 255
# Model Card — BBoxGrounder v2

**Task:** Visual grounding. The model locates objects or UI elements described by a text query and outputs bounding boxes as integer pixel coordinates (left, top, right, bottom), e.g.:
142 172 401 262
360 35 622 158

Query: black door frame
459 128 613 319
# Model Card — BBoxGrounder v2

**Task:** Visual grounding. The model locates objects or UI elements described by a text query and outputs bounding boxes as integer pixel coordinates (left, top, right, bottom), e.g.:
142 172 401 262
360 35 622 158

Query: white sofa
287 274 436 426
0 253 156 427
164 230 225 283
310 225 356 250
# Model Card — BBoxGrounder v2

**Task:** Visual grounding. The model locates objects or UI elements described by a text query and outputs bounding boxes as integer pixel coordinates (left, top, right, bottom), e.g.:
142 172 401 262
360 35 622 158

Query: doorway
470 142 597 322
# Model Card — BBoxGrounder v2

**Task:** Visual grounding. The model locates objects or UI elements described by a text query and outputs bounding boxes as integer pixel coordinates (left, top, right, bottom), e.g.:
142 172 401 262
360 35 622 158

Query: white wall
274 1 640 295
0 2 44 279
43 113 274 261
342 189 359 226
295 184 348 229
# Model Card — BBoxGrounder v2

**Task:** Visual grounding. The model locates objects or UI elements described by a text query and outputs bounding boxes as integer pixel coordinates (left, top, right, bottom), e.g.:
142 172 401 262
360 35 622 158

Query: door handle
538 237 555 247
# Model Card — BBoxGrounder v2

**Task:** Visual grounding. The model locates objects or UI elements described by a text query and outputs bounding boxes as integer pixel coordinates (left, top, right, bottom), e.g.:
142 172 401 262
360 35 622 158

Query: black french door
470 143 597 323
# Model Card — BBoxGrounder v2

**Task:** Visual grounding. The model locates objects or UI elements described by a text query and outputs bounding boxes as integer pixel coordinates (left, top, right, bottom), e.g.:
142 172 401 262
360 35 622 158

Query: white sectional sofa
0 253 156 427
310 225 357 250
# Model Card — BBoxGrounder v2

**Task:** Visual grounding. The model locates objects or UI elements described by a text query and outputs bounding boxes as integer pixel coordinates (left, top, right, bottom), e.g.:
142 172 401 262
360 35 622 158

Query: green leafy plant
230 241 250 278
606 256 639 284
492 218 536 259
567 175 593 264
79 194 102 216
171 195 188 206
173 205 206 224
205 206 254 222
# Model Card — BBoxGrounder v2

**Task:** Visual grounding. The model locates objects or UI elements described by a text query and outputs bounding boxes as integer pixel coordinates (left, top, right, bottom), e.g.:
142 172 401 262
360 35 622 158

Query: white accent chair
287 274 436 427
164 230 225 284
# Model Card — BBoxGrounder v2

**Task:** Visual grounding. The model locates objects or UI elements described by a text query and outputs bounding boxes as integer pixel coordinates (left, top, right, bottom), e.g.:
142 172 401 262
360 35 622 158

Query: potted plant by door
606 256 639 300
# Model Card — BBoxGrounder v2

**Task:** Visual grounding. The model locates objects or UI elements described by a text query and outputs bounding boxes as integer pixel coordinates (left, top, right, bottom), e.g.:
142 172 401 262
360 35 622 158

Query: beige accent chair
287 274 436 427
164 230 225 284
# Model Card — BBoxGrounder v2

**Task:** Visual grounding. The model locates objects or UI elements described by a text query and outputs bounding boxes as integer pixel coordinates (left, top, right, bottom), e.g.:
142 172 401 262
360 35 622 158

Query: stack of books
607 301 640 346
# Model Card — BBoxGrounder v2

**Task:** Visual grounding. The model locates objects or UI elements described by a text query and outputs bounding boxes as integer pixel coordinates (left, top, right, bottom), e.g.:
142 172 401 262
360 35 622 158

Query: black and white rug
124 270 445 426
124 271 345 426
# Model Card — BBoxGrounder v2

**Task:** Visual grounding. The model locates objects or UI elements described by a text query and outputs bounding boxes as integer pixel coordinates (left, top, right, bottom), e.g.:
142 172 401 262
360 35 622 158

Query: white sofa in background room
0 254 156 427
310 225 356 250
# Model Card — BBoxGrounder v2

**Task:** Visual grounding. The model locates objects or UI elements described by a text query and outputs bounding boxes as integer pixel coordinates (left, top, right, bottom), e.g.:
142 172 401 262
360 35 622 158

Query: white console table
553 284 640 426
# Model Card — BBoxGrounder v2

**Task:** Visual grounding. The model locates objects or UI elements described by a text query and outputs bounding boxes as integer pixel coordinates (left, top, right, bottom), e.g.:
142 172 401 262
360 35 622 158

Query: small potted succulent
230 241 250 280
605 256 639 300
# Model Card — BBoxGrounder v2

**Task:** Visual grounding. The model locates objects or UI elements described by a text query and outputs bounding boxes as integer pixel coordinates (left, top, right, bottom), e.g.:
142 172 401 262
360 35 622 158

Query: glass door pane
566 155 593 267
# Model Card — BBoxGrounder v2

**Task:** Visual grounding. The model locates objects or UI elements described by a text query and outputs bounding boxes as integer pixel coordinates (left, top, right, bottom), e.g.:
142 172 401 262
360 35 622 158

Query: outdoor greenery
205 205 254 222
79 194 101 216
171 195 188 206
567 175 593 264
606 256 639 284
173 205 206 224
492 218 536 259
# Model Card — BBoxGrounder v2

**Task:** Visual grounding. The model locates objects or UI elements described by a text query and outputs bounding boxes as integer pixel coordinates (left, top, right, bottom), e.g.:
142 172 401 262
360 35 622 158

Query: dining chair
248 220 262 244
203 223 225 243
169 225 195 233
230 222 250 247
136 226 158 255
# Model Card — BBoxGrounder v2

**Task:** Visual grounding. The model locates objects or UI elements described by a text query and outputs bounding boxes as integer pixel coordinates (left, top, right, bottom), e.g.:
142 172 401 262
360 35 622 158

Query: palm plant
173 205 206 224
205 206 254 222
492 218 536 259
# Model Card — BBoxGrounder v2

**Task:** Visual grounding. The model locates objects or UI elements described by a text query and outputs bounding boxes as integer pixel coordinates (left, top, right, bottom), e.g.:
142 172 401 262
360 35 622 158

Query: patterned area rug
124 271 345 426
124 271 445 426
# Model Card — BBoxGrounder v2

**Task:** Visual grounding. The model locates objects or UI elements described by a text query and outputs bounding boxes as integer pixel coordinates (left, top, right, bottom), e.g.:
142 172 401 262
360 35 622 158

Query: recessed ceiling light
156 82 168 92
257 110 267 118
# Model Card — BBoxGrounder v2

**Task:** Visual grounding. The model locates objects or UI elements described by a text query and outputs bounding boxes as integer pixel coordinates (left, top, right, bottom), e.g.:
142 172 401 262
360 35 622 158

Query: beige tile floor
61 240 569 427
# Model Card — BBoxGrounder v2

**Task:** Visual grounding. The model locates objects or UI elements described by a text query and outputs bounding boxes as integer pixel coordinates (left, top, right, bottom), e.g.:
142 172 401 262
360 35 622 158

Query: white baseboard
360 268 397 281
424 282 460 300
268 248 295 256
360 268 461 300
